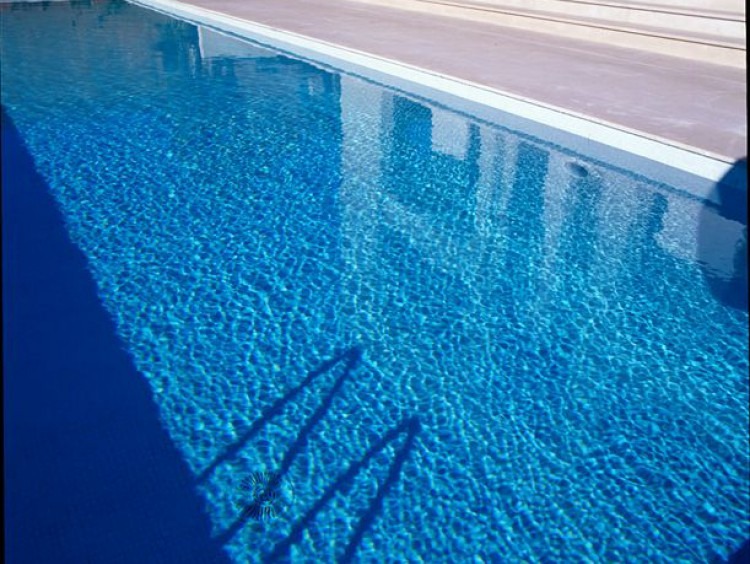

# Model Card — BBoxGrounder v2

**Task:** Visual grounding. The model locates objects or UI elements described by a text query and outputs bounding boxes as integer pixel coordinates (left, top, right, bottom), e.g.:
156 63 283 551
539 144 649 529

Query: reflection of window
306 76 326 96
385 96 479 229
507 142 548 246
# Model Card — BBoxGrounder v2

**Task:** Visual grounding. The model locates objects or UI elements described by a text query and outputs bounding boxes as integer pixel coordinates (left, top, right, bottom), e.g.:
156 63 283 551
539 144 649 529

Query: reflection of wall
431 106 469 159
338 73 747 333
0 0 171 105
338 75 598 310
198 26 273 59
339 75 385 309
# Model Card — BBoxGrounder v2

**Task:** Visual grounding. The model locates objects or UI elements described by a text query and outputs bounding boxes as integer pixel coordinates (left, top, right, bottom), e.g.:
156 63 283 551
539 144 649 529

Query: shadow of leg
265 417 421 563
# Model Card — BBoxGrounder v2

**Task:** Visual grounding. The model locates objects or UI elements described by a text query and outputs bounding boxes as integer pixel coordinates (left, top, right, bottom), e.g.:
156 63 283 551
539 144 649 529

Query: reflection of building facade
338 73 746 357
199 26 745 323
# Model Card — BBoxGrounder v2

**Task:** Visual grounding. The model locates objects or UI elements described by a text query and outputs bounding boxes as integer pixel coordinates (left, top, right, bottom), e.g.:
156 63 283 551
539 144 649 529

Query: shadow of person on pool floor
697 157 747 312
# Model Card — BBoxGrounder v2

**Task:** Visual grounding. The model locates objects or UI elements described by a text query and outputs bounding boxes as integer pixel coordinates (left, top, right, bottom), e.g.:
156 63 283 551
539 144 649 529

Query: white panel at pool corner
198 27 274 59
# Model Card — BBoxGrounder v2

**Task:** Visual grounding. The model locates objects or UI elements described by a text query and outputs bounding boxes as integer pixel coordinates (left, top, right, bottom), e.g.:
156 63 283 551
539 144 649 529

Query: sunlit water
2 1 748 561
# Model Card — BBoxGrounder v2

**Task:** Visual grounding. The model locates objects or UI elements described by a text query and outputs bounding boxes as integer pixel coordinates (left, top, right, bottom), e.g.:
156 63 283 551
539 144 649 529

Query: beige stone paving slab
174 0 746 160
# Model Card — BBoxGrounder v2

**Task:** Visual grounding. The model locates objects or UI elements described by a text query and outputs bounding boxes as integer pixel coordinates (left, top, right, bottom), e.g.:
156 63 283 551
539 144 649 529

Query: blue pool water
2 1 748 562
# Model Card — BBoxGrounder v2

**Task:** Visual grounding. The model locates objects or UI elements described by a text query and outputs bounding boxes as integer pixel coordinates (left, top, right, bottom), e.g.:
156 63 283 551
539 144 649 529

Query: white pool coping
130 0 741 202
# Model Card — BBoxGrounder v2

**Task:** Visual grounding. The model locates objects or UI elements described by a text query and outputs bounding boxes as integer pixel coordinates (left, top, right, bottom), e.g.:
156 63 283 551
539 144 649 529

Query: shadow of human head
698 158 747 311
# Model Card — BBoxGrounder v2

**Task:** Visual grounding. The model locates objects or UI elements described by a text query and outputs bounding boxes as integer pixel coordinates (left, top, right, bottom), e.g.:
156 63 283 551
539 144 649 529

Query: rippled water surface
2 1 748 561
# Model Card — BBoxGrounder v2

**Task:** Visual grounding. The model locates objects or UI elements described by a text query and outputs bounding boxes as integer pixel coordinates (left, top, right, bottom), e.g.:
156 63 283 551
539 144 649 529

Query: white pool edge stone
130 0 740 203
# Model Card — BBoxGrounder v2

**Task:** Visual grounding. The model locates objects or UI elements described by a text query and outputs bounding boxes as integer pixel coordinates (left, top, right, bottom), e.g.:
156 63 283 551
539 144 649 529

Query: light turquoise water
2 1 748 561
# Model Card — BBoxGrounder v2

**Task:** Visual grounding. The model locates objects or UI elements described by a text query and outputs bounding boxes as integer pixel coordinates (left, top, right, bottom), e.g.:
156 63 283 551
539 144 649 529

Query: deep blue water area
2 104 228 563
2 1 748 562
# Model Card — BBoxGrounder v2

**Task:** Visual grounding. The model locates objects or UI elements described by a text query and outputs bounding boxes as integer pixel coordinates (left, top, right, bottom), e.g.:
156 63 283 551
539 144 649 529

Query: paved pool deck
168 0 745 162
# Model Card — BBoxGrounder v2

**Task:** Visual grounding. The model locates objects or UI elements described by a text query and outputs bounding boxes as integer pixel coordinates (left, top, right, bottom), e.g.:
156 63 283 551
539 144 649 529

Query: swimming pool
2 1 748 562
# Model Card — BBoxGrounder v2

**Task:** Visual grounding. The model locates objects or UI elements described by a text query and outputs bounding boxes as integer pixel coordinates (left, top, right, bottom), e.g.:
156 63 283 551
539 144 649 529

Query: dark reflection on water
699 158 748 311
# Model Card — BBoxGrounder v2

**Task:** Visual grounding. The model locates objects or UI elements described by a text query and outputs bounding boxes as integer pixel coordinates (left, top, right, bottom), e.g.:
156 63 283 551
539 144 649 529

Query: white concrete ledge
343 0 746 67
129 0 743 202
350 0 746 38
